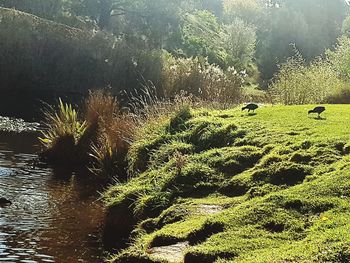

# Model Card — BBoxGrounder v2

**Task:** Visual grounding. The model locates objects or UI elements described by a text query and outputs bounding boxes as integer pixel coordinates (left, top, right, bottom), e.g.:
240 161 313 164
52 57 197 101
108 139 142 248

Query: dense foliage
1 0 350 102
270 55 348 105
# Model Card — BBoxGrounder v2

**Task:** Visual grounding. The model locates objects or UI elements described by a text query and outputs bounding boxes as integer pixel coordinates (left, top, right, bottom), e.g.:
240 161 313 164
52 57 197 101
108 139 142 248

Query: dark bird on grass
308 106 326 118
0 197 11 207
242 103 258 113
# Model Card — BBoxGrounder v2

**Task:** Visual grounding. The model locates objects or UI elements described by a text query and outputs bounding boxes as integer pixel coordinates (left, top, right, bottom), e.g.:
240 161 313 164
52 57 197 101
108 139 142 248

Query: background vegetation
2 0 350 104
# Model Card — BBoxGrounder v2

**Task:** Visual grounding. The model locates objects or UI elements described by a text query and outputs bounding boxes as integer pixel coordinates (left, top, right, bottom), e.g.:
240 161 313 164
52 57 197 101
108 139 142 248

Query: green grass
105 104 350 263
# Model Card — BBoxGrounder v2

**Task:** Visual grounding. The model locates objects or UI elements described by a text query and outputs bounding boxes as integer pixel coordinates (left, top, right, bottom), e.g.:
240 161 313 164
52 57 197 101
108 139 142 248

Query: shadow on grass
241 112 257 117
309 116 326 121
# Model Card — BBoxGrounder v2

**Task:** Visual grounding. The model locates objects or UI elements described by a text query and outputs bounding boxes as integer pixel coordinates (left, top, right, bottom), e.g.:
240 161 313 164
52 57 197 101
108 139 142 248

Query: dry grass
85 91 136 178
125 86 199 140
89 114 136 177
85 90 119 125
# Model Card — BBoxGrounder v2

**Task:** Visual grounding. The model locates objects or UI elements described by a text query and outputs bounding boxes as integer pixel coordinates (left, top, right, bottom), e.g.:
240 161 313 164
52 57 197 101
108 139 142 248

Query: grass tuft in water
39 98 87 165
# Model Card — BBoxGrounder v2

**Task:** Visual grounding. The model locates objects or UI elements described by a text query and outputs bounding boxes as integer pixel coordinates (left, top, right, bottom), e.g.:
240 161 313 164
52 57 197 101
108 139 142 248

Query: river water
0 131 106 263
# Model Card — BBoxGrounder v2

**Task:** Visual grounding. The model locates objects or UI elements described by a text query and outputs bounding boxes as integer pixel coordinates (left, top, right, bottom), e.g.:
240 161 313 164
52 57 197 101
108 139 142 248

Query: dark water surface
0 132 105 263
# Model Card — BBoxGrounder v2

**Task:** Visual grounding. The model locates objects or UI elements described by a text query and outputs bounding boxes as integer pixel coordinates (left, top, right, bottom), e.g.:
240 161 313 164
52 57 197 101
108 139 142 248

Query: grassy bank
104 104 350 262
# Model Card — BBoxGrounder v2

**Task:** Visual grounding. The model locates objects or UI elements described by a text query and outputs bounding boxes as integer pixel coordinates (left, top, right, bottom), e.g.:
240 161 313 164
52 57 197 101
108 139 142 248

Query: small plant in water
40 99 87 147
89 133 118 178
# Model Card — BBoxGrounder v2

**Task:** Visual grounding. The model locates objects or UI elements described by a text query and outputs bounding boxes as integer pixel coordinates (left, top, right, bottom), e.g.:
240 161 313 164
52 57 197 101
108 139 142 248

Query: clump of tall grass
39 99 87 164
92 86 187 178
85 91 135 179
85 90 118 126
126 86 197 142
89 114 135 179
39 92 135 178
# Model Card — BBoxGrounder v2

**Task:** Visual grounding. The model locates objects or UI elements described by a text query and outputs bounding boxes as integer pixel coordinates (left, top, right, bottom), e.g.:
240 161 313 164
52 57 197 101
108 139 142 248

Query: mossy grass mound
106 105 350 262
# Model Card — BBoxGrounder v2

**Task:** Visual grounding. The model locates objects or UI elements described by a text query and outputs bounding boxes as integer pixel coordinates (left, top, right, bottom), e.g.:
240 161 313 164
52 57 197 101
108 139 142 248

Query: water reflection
0 132 105 263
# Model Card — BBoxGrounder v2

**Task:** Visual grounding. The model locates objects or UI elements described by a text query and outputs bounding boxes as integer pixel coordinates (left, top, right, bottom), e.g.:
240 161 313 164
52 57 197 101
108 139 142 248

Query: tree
223 0 263 25
342 16 350 36
255 0 349 82
223 18 257 68
180 10 229 68
327 36 350 81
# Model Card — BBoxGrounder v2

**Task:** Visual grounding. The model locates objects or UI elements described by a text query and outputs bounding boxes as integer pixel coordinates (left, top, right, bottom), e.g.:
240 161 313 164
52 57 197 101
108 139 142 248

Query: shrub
161 53 245 104
270 53 347 105
241 86 268 103
325 87 350 104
